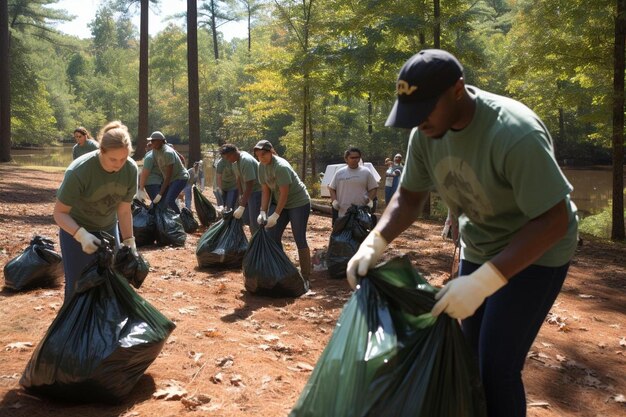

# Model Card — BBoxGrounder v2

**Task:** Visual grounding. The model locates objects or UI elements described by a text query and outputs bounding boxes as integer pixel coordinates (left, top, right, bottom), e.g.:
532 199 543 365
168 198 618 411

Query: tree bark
188 0 202 166
135 0 149 161
0 0 11 163
611 0 625 240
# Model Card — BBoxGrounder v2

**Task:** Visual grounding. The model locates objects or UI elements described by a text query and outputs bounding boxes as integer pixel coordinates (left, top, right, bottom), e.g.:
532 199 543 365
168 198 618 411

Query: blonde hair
97 121 133 154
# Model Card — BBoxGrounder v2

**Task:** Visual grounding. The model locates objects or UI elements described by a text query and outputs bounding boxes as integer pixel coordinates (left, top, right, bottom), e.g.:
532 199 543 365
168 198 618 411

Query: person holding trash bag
328 146 378 225
71 126 99 160
215 153 239 210
145 131 189 213
219 143 263 234
53 120 139 301
346 49 578 417
254 140 312 280
136 141 163 202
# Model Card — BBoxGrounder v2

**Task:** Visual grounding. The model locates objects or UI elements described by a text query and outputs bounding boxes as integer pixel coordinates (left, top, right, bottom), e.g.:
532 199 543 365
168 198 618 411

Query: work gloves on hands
331 200 340 211
122 236 138 257
135 188 149 203
153 194 162 204
431 262 507 319
346 230 388 289
257 210 267 225
366 199 374 209
73 227 101 254
266 212 280 228
233 206 245 219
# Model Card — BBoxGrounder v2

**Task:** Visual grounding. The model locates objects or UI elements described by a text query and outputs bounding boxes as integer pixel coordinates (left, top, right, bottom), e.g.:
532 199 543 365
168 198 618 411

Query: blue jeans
267 202 310 250
159 178 187 213
184 184 193 209
460 260 570 417
59 226 120 302
223 188 239 210
145 184 161 201
243 190 262 235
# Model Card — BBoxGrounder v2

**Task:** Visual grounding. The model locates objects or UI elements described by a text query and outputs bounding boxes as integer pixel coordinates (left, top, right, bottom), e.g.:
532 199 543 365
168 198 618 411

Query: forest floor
0 164 625 417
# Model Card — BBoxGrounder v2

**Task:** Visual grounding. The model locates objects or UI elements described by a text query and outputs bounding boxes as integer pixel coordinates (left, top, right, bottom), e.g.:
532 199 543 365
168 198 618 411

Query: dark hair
74 127 91 138
219 144 238 155
344 146 361 158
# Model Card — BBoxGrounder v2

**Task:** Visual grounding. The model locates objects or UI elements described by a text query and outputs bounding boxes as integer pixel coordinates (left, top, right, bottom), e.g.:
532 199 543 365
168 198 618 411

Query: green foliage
579 204 626 239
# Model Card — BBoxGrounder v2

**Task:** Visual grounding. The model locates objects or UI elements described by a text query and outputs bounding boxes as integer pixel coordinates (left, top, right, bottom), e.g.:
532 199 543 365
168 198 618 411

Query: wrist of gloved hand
233 205 245 219
266 212 280 228
122 236 138 257
73 227 101 254
153 193 162 204
431 261 507 319
346 230 388 289
257 210 267 225
366 199 374 209
331 200 340 211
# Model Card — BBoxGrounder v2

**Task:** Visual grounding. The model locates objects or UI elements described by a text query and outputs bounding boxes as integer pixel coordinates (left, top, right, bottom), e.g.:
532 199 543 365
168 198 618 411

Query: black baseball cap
385 49 463 129
253 140 273 151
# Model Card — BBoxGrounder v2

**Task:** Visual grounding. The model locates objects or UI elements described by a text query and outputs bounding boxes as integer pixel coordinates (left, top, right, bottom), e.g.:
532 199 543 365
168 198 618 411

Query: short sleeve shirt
401 86 578 266
258 155 310 209
57 152 138 231
232 151 261 193
329 166 378 217
216 157 237 190
142 151 163 186
72 139 99 160
153 145 189 182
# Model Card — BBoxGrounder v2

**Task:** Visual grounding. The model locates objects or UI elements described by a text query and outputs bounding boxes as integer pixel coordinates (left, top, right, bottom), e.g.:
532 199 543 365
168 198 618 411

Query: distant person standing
182 161 204 210
54 121 138 301
211 155 225 210
215 155 239 210
72 127 99 160
146 131 189 213
328 147 378 224
219 144 263 234
384 153 404 204
254 140 312 280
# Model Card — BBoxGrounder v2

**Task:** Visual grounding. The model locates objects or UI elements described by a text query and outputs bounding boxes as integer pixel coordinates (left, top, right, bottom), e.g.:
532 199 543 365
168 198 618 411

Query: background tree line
0 0 624 239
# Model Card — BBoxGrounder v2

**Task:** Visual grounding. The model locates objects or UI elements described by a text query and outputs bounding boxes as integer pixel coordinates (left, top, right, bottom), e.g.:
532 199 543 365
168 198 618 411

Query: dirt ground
0 165 624 417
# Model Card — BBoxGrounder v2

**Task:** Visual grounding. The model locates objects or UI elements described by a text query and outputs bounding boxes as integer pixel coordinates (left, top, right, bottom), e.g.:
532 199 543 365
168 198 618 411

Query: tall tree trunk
247 9 251 52
211 0 219 60
188 0 201 166
367 92 372 135
0 0 10 163
135 0 149 160
307 99 316 179
301 83 308 180
611 0 625 240
433 0 440 48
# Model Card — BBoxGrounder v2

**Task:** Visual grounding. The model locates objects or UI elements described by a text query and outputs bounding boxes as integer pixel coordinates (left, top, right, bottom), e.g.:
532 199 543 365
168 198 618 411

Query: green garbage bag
289 256 487 417
20 234 176 403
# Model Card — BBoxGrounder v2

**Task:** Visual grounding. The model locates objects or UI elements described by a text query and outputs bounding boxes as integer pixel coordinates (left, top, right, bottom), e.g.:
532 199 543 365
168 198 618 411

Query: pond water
10 147 620 217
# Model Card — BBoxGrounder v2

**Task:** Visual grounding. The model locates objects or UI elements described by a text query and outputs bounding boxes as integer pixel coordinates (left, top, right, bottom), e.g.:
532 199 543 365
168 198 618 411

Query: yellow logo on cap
397 80 417 96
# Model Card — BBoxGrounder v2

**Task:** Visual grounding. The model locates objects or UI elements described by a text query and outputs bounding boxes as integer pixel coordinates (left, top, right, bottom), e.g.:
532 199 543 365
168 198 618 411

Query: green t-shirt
143 150 163 186
72 139 99 160
402 86 578 267
232 151 261 193
57 151 138 231
216 157 237 190
258 155 310 209
153 145 189 182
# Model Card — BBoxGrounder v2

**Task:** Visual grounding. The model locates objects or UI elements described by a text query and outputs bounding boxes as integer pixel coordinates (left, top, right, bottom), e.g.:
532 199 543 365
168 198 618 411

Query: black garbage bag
155 206 186 247
113 246 150 289
180 207 199 233
132 199 157 246
327 205 374 279
289 256 487 417
3 236 63 291
20 234 176 403
193 185 217 226
243 227 309 297
196 210 248 268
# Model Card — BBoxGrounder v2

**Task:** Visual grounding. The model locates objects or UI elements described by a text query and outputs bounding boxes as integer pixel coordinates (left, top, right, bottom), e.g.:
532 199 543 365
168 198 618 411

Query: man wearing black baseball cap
348 49 579 416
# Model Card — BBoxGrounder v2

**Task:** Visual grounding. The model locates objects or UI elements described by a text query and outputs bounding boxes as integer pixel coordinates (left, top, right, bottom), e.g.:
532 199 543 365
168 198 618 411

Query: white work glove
331 200 340 211
153 193 162 204
431 262 507 319
216 205 224 214
135 188 149 202
122 236 138 257
266 212 280 228
366 199 374 209
257 210 267 225
233 205 245 219
346 230 388 289
73 227 101 254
